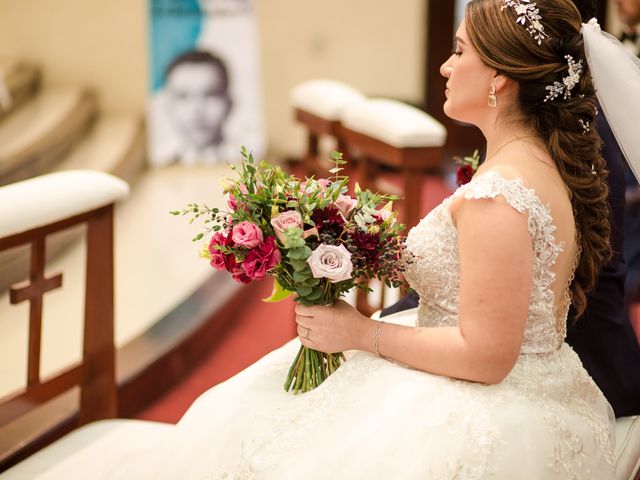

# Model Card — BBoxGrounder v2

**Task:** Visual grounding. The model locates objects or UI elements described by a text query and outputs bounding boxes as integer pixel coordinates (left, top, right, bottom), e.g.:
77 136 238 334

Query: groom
381 0 640 418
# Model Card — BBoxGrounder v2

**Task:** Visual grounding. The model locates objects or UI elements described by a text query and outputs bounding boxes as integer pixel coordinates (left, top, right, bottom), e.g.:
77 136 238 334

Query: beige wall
0 0 425 159
255 0 426 158
0 0 148 113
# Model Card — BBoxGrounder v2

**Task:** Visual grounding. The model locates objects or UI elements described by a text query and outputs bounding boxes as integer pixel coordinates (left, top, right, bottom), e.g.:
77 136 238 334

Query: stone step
0 85 97 187
0 113 146 292
0 60 41 121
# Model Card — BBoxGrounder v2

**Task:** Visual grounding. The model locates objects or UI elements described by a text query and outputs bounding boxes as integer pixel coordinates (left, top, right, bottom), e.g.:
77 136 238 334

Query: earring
488 84 498 108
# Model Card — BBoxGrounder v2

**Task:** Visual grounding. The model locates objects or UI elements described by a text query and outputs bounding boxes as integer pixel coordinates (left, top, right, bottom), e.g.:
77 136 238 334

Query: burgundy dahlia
350 229 381 267
311 205 345 236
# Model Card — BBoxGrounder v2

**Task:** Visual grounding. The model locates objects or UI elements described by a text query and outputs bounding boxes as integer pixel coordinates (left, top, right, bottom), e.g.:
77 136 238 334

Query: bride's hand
294 300 370 353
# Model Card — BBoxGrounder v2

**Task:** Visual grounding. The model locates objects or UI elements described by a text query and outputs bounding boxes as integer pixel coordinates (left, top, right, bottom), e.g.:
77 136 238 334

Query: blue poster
148 0 265 165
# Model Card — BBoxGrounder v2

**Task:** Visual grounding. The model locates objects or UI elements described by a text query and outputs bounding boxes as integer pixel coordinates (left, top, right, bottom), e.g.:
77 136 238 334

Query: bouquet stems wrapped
174 147 407 393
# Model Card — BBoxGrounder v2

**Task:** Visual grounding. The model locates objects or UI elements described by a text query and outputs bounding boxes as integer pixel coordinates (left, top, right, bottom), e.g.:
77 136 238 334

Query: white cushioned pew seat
341 98 447 149
615 415 640 480
0 419 174 479
290 79 365 177
291 78 365 122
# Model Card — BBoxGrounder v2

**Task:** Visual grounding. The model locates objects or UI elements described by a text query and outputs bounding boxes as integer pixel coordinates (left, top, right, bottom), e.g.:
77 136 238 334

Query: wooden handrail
0 171 128 470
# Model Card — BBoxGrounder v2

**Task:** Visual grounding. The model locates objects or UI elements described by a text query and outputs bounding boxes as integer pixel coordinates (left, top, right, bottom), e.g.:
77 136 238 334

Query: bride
112 0 637 478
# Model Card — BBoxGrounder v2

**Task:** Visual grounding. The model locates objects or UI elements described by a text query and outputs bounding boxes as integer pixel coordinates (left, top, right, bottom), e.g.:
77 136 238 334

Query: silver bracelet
374 320 385 358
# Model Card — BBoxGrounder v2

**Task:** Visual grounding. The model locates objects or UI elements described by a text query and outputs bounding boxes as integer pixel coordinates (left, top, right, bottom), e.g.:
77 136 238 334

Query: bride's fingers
294 304 314 317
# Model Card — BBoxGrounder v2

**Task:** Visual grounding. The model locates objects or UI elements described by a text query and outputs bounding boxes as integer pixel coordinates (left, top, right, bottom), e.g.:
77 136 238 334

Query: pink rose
225 193 239 212
242 237 282 280
306 244 353 283
334 195 357 218
225 185 248 212
232 221 263 248
270 210 304 243
208 232 235 271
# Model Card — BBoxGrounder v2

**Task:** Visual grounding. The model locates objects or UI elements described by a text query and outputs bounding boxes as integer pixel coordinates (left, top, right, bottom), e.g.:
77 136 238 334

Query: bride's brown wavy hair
465 0 611 318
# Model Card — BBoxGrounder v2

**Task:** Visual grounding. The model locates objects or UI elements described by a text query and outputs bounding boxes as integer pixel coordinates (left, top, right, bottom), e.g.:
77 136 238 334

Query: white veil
582 19 640 182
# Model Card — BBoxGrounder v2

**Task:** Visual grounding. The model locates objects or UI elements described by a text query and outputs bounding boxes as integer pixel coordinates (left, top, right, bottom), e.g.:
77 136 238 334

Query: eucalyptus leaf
288 246 312 260
297 285 312 296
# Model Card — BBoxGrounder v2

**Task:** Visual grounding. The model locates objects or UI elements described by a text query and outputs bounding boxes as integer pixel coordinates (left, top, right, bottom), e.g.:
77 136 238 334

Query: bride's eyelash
452 49 462 56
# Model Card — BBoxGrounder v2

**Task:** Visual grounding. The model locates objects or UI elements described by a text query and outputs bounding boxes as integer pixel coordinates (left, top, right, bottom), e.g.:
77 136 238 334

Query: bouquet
173 147 407 393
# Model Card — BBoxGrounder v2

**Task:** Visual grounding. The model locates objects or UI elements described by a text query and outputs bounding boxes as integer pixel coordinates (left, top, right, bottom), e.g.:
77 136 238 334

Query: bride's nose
440 59 452 79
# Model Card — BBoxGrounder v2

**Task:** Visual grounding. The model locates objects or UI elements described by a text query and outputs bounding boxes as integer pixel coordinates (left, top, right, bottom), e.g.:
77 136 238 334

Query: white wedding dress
113 171 615 479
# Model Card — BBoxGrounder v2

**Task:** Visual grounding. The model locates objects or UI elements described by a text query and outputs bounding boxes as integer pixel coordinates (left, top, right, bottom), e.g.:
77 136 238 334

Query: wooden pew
291 79 365 179
0 170 129 470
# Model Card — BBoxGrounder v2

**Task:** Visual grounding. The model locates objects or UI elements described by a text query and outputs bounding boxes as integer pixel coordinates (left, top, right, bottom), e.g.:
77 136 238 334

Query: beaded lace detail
405 170 570 353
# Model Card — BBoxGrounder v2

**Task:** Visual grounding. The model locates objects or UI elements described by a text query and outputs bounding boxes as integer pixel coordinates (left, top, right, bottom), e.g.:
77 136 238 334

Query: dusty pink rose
307 244 353 283
334 195 357 218
242 236 282 280
232 221 263 248
208 232 235 271
270 210 303 243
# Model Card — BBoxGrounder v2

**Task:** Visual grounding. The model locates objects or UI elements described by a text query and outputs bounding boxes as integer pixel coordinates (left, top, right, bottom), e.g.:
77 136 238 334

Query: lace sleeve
459 171 558 247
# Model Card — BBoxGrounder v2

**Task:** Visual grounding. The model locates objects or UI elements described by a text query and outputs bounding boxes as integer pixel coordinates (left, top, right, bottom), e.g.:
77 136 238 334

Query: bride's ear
493 73 511 94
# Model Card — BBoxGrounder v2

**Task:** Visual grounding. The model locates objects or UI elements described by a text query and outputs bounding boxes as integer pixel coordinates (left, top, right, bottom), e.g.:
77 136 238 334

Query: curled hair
465 0 611 318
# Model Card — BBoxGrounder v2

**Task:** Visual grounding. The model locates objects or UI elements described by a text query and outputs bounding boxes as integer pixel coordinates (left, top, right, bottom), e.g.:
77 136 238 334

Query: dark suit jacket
381 112 640 417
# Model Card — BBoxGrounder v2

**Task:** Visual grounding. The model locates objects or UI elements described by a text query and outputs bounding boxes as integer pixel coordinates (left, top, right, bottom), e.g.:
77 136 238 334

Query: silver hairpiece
579 119 590 134
544 55 584 102
502 0 549 45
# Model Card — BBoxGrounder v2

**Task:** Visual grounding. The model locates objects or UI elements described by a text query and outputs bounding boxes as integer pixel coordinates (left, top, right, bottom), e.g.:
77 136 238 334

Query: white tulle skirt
110 310 616 480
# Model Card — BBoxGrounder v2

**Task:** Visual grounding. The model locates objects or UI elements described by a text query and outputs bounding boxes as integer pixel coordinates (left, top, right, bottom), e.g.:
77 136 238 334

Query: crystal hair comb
502 0 549 45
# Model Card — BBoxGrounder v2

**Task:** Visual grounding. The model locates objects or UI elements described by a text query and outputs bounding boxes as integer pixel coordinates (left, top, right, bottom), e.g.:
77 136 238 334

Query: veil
582 19 640 182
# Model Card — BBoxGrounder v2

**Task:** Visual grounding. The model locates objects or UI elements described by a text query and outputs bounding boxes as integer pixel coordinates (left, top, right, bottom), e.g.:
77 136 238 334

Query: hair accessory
544 55 583 102
488 84 498 107
579 119 590 134
502 0 549 45
591 164 597 175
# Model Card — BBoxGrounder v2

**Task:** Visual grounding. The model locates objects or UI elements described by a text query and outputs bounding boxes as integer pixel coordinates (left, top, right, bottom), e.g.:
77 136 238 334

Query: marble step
0 60 41 121
0 85 97 187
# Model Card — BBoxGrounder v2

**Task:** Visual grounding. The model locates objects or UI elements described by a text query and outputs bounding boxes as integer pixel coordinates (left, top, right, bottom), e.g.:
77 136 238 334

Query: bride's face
440 21 495 125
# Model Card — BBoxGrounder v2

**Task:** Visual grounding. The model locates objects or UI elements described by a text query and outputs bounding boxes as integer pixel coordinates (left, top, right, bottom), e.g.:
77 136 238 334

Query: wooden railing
0 170 129 470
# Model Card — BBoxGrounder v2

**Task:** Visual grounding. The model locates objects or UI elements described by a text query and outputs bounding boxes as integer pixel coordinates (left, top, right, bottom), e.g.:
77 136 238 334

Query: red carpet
135 279 297 423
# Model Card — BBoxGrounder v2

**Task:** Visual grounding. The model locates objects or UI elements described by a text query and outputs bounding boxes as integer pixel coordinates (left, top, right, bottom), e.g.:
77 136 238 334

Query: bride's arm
295 196 533 385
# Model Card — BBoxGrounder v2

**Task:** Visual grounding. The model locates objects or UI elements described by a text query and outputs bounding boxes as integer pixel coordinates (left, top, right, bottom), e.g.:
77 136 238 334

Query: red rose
232 266 252 284
208 231 236 271
456 164 475 186
242 236 282 281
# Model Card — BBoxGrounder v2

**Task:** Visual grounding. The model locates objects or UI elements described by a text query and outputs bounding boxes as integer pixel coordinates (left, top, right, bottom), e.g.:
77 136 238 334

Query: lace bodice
405 171 570 354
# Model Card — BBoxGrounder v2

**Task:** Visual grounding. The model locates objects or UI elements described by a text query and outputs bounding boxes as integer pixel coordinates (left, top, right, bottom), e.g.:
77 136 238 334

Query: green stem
284 344 304 392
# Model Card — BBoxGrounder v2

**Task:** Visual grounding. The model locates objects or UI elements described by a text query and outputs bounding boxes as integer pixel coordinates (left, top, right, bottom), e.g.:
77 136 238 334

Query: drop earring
488 84 498 107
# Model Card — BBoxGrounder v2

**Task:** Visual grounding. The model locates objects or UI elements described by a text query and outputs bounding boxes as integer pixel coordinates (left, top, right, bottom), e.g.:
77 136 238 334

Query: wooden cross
9 237 63 386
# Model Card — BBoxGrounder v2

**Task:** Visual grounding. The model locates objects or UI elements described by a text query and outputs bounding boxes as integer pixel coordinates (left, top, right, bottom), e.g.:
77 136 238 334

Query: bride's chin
443 103 461 122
